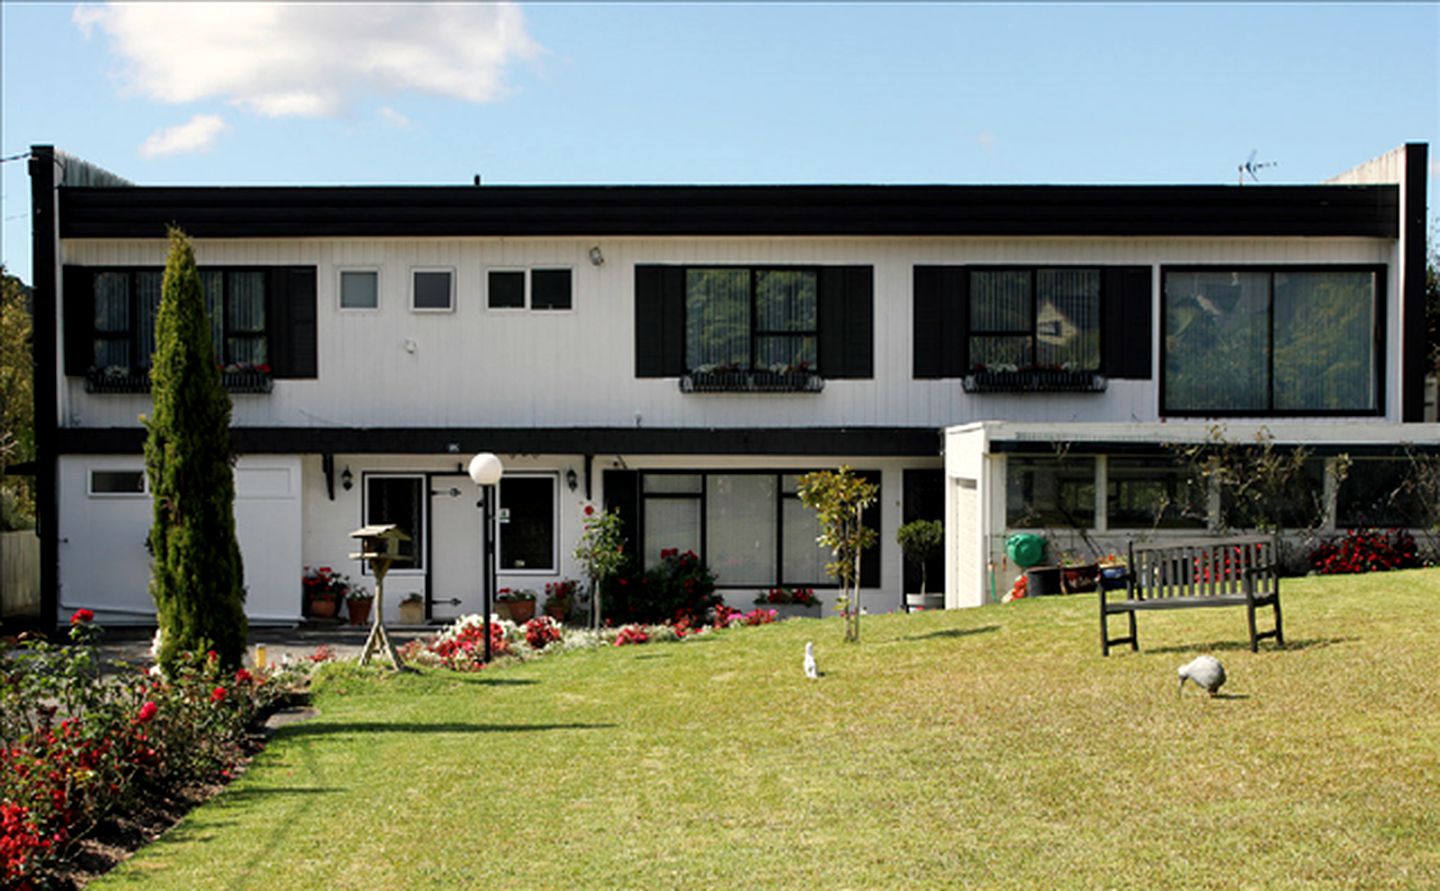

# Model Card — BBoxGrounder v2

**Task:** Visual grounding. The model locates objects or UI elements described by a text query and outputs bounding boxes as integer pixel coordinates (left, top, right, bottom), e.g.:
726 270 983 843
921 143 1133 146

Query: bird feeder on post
349 524 412 670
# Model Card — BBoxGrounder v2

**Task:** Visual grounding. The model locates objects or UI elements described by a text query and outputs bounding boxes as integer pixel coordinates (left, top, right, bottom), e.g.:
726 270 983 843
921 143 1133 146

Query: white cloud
138 114 228 158
74 2 539 118
378 106 410 128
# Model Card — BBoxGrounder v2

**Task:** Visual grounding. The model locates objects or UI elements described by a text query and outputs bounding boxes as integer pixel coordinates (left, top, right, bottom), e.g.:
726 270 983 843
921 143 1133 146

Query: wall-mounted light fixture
341 466 354 491
566 468 579 492
588 246 605 267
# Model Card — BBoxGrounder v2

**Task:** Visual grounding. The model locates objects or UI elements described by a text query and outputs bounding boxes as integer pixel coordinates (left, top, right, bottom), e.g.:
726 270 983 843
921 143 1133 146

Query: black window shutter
818 266 874 379
859 469 882 589
62 266 94 376
268 267 318 379
1101 267 1153 379
635 266 686 377
913 267 968 378
602 470 641 563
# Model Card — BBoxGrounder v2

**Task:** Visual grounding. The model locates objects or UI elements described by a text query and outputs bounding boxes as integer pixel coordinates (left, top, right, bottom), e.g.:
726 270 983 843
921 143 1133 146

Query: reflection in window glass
782 498 828 585
341 270 379 309
1337 459 1431 529
1220 459 1326 530
365 476 423 569
706 475 777 585
1272 271 1376 412
90 470 145 495
1006 457 1096 528
1164 271 1270 412
1106 458 1205 529
643 498 701 567
500 476 555 571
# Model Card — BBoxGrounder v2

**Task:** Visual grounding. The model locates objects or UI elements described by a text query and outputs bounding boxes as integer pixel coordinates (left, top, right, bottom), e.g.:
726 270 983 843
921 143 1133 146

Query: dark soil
45 706 317 889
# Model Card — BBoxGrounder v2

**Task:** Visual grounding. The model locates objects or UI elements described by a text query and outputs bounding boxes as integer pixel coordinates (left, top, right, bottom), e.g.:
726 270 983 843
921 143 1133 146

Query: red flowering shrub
69 608 94 626
613 625 650 646
0 620 309 887
604 549 721 627
523 617 563 650
740 608 778 626
1309 528 1421 575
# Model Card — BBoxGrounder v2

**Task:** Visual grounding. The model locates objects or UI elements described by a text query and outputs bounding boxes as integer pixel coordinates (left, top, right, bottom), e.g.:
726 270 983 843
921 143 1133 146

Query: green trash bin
1005 533 1047 569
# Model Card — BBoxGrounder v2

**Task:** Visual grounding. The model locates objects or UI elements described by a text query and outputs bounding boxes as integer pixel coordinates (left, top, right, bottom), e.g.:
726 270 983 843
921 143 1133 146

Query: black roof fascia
57 426 943 458
57 183 1399 240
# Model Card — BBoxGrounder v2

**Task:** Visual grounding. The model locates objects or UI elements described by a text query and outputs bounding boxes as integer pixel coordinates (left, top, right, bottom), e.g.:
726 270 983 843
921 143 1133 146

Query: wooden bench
1100 535 1284 656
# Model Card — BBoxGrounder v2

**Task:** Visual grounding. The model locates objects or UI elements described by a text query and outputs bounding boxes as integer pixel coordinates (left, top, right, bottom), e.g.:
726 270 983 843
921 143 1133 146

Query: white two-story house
24 142 1432 627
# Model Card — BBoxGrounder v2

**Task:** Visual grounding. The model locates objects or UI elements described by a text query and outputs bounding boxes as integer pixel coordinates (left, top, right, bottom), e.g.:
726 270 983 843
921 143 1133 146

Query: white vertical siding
60 235 1401 430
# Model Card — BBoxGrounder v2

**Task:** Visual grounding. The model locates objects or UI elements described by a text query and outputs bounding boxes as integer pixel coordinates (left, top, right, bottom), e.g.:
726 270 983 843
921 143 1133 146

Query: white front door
428 475 483 622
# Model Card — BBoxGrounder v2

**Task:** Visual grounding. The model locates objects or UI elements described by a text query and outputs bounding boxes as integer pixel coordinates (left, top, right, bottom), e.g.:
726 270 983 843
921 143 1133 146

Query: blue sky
3 2 1436 283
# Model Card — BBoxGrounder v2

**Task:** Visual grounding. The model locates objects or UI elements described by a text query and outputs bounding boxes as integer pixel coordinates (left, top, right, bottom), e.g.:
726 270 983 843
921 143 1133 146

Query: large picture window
364 475 424 571
638 470 879 588
1106 457 1206 529
969 268 1100 371
685 268 817 372
1163 267 1381 415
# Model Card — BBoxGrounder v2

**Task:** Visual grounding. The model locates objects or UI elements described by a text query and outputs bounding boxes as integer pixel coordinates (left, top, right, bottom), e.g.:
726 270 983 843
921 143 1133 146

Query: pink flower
136 701 159 723
70 609 94 625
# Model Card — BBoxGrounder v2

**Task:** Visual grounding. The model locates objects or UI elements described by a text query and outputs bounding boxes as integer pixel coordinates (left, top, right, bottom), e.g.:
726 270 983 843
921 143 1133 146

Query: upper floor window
912 265 1151 384
91 268 269 370
686 268 817 372
487 268 573 311
1163 267 1381 416
339 269 379 310
412 269 454 312
970 269 1100 371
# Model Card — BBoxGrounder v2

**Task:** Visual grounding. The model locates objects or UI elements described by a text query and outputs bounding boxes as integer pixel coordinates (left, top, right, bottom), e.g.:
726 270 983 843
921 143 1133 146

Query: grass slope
98 570 1440 889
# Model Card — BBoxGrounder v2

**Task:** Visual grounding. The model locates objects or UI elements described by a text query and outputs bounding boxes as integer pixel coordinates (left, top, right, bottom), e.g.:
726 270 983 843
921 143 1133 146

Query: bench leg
1272 598 1285 648
1127 610 1138 651
1247 601 1259 653
1099 608 1140 656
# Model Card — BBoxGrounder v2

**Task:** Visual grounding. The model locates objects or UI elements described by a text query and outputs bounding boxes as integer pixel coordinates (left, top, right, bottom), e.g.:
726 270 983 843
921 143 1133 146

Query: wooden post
350 525 412 671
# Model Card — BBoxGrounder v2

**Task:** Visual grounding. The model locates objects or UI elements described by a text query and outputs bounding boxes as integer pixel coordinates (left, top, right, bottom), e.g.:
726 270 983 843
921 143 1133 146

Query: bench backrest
1127 535 1278 601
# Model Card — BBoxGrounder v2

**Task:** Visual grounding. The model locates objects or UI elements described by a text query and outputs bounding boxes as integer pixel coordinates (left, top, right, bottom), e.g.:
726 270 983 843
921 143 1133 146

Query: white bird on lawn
1178 655 1227 697
804 641 819 680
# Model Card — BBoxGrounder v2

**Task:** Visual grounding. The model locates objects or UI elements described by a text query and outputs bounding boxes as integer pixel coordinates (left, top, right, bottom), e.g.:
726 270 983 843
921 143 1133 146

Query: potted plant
1098 553 1129 591
543 579 578 622
754 586 823 619
302 566 350 620
345 585 374 626
398 593 425 625
896 519 943 610
1059 552 1099 594
496 588 537 623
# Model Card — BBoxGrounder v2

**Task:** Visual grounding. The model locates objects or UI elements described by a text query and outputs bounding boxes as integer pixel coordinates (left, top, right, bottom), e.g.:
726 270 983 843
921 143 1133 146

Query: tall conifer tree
145 228 247 670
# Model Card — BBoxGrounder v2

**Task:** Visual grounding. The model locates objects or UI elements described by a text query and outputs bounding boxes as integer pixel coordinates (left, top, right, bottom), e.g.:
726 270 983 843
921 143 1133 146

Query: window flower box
84 366 274 394
680 368 824 394
962 368 1106 394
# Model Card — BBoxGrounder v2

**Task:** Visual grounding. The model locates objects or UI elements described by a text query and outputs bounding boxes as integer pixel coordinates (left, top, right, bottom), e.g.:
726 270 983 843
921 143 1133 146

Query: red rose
210 686 227 704
136 701 158 723
584 505 595 516
70 609 94 625
234 668 253 684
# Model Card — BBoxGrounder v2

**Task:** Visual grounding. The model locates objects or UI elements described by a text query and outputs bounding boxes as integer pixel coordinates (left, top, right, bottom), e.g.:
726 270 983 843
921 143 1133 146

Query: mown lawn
98 570 1440 889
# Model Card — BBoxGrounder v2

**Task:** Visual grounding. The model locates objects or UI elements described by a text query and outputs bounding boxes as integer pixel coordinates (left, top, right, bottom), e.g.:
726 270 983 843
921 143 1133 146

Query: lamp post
467 452 504 663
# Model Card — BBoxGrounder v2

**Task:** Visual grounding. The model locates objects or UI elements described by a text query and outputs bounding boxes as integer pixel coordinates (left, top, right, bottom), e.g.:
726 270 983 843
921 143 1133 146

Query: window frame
682 266 821 373
966 266 1103 373
85 266 276 372
410 267 456 313
337 267 381 312
637 468 878 589
1160 264 1386 418
484 266 576 313
87 468 148 497
361 473 427 575
497 473 560 575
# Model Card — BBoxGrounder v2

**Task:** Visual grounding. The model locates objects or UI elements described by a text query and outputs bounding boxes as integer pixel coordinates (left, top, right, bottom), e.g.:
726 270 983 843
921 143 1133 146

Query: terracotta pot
544 602 568 621
308 593 339 619
346 598 372 626
508 600 536 623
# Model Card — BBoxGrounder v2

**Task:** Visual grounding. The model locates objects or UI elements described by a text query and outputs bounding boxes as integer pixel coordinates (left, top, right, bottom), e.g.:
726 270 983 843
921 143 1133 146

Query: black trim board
1401 143 1429 423
28 146 59 630
58 183 1399 240
56 426 943 458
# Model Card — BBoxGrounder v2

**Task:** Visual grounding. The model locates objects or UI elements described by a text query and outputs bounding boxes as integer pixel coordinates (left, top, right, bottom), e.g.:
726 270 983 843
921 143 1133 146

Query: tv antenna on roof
1238 149 1278 186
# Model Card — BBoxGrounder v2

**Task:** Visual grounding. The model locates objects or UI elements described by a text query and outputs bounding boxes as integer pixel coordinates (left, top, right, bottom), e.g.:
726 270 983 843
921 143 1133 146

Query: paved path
76 624 438 670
